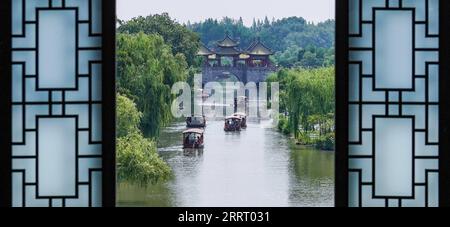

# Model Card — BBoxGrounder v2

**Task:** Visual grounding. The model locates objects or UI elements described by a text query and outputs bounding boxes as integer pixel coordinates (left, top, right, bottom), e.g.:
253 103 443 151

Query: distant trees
188 17 334 68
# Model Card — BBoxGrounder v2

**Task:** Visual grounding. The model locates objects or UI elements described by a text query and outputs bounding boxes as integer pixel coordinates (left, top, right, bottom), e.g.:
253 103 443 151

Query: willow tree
271 67 334 141
117 33 188 136
308 67 335 135
117 13 200 66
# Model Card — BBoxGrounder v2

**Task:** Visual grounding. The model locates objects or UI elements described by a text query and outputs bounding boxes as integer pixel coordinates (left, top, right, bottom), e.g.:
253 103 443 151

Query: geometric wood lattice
5 0 115 207
347 0 440 207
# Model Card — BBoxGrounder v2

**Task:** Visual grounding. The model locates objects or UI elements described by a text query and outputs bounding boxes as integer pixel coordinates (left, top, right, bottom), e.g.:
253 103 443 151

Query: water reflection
118 120 334 207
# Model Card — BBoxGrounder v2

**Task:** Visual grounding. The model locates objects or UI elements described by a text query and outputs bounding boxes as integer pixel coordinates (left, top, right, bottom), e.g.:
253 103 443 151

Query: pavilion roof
214 46 242 56
246 39 274 56
197 35 274 58
197 43 214 56
217 34 239 47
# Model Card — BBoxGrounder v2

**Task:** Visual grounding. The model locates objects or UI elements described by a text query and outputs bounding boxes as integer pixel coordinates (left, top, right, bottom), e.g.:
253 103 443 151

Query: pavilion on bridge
197 34 274 68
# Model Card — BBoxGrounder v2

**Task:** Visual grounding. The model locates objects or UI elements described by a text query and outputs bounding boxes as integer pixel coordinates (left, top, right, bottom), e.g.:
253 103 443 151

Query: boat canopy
183 128 205 134
233 112 247 117
226 116 242 120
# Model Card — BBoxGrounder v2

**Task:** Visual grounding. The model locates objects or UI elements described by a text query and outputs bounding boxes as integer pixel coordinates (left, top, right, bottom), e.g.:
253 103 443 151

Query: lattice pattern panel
348 0 439 207
11 0 103 207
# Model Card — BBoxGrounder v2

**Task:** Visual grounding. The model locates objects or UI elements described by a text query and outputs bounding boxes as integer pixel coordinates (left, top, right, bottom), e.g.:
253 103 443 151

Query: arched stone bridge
201 65 277 86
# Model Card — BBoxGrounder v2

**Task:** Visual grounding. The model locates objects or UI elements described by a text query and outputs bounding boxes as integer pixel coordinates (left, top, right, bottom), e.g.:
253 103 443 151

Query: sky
117 0 335 26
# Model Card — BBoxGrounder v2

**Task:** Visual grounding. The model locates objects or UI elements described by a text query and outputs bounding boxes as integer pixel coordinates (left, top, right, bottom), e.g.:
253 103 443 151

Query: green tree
299 51 319 68
117 132 172 185
117 33 188 136
117 94 142 138
116 94 172 184
269 67 335 144
118 13 200 66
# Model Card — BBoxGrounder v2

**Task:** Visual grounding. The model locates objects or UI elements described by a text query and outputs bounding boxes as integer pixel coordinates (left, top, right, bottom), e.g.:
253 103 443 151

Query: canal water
117 120 334 207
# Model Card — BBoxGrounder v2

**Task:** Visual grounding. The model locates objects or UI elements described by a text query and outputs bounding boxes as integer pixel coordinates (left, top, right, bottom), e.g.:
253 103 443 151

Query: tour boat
186 115 206 128
233 112 247 129
183 128 205 149
224 116 242 132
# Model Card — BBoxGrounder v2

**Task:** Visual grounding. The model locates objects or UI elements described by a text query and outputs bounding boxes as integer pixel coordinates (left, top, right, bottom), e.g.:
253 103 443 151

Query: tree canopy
117 33 188 136
118 13 201 66
116 94 172 184
117 94 142 138
267 67 335 149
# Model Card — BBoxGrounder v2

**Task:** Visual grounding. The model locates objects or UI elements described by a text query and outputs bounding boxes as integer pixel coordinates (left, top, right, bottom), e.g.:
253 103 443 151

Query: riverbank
289 140 335 152
283 131 335 152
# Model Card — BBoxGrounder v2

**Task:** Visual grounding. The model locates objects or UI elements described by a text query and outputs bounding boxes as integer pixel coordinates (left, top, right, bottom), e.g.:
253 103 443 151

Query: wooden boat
183 128 205 149
233 112 247 128
224 116 242 132
186 115 206 128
